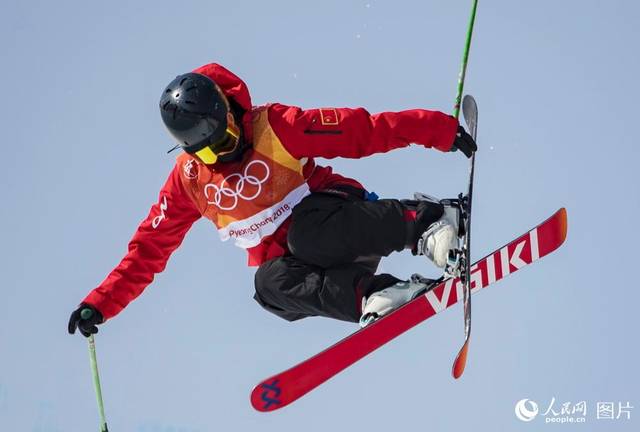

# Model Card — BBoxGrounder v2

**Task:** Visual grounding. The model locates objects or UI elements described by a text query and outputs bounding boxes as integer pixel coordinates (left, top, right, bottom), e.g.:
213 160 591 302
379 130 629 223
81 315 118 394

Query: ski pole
452 0 479 120
83 309 109 432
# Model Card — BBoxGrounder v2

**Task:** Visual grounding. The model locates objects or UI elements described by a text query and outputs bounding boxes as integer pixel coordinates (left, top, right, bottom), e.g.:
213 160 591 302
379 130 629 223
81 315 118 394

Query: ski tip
452 341 470 379
558 208 568 244
462 94 478 115
462 94 476 105
250 378 286 413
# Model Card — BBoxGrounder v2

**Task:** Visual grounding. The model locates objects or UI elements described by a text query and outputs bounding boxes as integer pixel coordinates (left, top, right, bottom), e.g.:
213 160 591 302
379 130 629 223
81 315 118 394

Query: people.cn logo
515 399 539 422
204 160 270 210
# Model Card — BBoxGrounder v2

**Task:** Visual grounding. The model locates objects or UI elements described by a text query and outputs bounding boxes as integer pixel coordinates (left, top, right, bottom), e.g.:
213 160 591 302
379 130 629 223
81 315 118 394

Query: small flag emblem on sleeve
319 108 339 126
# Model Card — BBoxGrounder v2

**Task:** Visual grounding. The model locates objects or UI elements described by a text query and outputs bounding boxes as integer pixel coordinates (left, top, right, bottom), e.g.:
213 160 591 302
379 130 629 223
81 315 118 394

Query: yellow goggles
194 123 240 164
194 145 219 164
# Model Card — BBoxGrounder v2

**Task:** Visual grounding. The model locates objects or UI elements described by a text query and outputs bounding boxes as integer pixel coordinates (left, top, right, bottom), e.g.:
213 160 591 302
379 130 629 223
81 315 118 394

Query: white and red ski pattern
428 218 542 312
251 208 568 412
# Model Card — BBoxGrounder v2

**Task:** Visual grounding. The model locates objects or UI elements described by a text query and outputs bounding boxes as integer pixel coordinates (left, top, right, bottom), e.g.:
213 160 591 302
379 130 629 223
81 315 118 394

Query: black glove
68 303 104 337
450 125 477 158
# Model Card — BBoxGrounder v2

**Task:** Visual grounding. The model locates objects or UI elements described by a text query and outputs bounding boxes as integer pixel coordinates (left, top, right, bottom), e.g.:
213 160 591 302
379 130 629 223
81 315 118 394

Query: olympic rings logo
204 160 270 210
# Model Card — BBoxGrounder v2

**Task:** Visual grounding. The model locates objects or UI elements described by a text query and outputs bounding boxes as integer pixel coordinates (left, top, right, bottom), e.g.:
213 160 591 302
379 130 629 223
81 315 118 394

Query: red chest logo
183 159 198 179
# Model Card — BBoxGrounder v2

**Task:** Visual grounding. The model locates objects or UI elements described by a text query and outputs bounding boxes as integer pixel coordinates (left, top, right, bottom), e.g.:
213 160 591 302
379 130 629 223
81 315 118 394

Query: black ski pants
253 191 441 323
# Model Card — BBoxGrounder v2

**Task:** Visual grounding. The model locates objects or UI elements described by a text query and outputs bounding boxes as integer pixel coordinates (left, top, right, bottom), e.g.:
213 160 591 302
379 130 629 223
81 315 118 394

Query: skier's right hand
450 126 477 158
68 303 104 337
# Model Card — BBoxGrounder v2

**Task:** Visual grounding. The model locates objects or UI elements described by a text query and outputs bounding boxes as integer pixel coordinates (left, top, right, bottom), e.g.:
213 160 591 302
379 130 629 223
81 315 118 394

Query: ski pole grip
81 308 94 320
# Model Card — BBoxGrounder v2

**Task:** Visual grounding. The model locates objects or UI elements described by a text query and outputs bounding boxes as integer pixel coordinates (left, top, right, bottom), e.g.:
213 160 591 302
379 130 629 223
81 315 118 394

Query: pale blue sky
1 0 638 431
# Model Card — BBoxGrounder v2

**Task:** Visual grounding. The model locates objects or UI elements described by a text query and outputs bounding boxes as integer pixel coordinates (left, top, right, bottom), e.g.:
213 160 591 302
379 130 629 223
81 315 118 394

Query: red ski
251 208 568 412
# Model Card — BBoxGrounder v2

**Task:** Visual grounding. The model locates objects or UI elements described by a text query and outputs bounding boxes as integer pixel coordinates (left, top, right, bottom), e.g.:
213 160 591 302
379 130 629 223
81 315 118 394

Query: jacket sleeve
82 164 201 320
267 103 459 160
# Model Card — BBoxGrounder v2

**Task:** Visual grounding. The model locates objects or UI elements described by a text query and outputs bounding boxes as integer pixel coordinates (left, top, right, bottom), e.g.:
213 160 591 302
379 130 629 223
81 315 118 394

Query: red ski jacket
83 63 458 320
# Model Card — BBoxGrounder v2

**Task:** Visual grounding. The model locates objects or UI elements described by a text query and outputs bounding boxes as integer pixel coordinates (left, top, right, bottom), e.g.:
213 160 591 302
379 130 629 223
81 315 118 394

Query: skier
68 63 477 336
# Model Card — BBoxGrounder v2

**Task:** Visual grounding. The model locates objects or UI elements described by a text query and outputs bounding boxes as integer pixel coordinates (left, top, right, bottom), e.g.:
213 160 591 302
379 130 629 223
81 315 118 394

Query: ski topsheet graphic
251 208 568 412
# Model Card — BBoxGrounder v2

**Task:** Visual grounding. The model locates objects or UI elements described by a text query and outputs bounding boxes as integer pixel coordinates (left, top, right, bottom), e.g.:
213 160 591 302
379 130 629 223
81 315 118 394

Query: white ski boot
414 193 463 269
359 274 434 327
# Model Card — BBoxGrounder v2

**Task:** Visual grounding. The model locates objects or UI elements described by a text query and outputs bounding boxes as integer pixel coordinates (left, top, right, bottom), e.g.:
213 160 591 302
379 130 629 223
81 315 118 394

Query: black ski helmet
159 72 231 155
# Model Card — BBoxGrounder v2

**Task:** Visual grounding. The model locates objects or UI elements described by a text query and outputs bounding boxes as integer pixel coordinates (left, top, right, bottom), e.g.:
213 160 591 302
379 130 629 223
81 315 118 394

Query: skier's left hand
68 303 104 337
450 126 477 158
